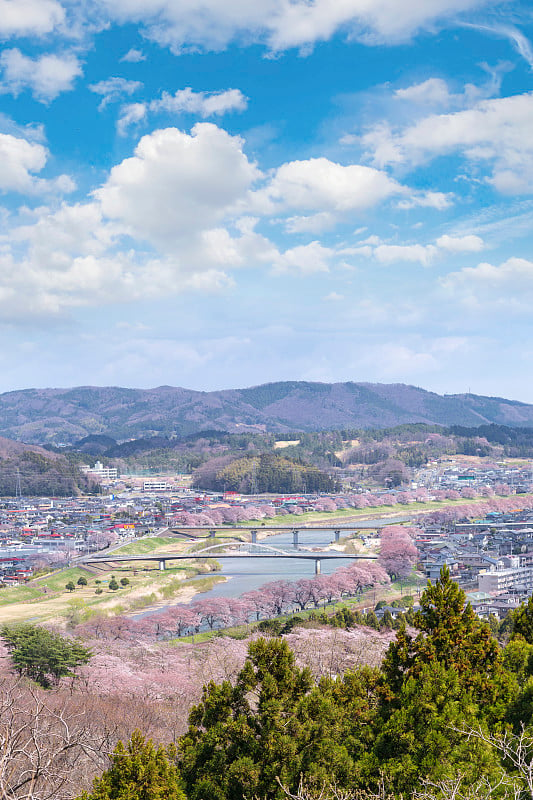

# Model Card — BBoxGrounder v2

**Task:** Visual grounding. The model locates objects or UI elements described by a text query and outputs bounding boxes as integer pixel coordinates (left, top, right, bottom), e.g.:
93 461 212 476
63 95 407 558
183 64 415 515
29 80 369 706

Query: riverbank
238 492 533 530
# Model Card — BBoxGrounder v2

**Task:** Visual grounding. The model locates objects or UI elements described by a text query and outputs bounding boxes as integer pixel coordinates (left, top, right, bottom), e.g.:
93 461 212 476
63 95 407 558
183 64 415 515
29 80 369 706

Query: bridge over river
81 541 378 575
169 517 410 546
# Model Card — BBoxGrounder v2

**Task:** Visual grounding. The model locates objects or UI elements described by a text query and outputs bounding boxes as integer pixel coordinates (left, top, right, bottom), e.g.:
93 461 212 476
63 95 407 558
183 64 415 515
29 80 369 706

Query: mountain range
0 382 532 444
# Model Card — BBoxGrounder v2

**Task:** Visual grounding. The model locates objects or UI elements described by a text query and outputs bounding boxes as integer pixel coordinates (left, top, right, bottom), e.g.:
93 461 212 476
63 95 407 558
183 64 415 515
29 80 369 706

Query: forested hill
0 437 93 495
0 381 533 444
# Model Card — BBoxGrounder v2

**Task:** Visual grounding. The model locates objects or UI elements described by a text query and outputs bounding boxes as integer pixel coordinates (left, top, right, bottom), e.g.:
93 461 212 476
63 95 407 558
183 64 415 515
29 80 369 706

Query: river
187 517 408 601
134 516 408 616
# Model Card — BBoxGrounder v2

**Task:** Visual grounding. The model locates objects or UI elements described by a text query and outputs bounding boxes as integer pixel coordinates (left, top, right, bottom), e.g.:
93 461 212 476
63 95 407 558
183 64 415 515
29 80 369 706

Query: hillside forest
61 423 533 492
2 421 532 497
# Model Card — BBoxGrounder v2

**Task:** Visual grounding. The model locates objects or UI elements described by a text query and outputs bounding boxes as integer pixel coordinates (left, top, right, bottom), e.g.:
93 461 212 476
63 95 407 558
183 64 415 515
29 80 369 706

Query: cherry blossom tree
260 505 277 518
244 505 266 520
494 483 512 496
192 598 232 630
240 590 270 621
314 498 337 512
261 580 295 615
379 525 418 579
219 507 240 523
166 605 200 637
445 490 461 500
351 495 369 509
291 579 315 611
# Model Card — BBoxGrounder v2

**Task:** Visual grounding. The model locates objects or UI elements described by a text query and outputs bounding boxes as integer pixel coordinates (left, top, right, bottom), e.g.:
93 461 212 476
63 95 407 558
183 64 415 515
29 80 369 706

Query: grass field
0 555 224 626
111 536 185 555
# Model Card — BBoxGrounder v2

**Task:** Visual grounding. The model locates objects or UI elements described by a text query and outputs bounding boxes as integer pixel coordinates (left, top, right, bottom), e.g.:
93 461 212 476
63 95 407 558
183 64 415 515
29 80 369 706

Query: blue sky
0 0 533 401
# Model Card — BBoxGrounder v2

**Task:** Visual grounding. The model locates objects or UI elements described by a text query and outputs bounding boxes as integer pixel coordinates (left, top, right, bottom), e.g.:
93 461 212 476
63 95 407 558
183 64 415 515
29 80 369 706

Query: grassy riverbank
0 558 224 626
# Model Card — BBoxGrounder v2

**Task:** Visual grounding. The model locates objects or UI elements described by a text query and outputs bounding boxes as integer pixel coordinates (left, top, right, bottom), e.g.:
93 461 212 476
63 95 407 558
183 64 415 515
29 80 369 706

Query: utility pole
15 468 22 500
251 459 257 495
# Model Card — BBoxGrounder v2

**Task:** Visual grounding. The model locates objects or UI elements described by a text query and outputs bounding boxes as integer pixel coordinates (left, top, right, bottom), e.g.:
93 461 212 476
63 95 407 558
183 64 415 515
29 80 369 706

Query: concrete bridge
81 541 378 576
169 519 408 546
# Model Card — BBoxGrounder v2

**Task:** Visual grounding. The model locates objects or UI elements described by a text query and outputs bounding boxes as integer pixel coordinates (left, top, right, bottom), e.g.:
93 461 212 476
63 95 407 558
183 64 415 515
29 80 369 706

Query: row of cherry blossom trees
78 561 391 642
421 492 533 525
170 483 518 526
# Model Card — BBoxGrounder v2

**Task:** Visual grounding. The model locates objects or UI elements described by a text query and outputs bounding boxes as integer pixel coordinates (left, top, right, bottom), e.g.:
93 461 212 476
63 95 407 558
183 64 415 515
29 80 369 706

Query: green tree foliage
77 576 88 586
0 450 92 496
382 567 513 716
193 453 337 493
77 730 186 800
119 577 130 587
507 595 533 644
0 623 91 688
108 578 119 591
66 581 76 592
179 637 357 800
373 661 501 795
83 578 533 800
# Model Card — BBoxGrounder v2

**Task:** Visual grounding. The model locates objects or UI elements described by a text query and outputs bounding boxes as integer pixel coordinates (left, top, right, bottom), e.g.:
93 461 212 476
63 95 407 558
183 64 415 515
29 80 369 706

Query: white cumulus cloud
272 241 333 274
118 87 247 134
436 234 484 251
95 123 262 250
0 0 64 37
0 49 82 103
442 257 533 310
363 91 533 194
0 133 74 195
151 87 247 116
259 157 403 216
117 103 147 136
99 0 492 53
120 48 146 63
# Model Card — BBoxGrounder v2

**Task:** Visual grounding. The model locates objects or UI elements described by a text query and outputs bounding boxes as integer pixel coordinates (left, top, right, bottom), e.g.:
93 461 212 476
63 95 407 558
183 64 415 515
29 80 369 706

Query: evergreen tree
382 566 514 717
508 595 533 644
179 637 352 800
0 623 91 688
373 661 501 796
77 730 186 800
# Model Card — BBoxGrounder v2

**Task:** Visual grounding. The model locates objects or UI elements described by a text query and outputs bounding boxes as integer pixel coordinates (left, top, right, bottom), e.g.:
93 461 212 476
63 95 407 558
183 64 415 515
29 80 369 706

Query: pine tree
78 730 186 800
382 566 513 716
179 637 353 800
0 623 91 688
508 595 533 643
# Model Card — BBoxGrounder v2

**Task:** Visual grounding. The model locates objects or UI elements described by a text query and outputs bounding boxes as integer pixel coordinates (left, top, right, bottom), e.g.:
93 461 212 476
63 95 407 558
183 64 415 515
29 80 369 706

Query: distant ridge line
0 380 531 444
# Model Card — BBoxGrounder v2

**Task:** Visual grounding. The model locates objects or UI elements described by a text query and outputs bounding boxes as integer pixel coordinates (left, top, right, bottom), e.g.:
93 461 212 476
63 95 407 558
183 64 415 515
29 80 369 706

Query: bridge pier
334 529 341 542
293 529 299 548
209 530 216 538
315 559 321 575
159 559 166 571
251 530 257 544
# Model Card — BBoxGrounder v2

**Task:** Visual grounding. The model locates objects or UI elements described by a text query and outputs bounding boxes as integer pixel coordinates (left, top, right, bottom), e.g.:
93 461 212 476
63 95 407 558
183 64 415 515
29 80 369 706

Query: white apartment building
143 481 170 492
82 461 119 480
478 566 533 593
